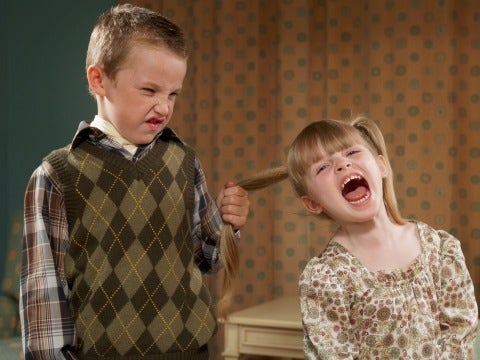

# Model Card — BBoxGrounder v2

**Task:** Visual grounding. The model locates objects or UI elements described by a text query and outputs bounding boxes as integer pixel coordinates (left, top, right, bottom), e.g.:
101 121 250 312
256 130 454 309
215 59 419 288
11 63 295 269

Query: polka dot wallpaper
126 0 479 356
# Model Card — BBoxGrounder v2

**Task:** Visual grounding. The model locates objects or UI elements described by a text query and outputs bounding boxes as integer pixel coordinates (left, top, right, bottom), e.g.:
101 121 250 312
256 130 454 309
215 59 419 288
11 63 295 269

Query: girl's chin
340 201 383 221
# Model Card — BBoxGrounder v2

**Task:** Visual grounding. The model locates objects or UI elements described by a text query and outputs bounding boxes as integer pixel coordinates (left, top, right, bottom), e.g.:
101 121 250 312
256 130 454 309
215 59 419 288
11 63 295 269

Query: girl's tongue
342 177 369 202
344 185 368 202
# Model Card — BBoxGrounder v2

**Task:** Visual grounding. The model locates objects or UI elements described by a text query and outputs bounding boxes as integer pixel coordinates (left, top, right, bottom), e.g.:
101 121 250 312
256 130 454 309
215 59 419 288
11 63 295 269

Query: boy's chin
135 133 160 145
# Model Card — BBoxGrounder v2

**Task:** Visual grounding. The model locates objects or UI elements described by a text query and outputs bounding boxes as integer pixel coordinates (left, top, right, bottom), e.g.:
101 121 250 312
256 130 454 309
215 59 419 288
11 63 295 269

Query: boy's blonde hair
86 4 187 81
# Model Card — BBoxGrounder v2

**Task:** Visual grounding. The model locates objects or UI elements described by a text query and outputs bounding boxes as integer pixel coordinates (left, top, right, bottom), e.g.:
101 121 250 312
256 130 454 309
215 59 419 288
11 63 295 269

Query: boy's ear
301 196 323 215
87 65 106 96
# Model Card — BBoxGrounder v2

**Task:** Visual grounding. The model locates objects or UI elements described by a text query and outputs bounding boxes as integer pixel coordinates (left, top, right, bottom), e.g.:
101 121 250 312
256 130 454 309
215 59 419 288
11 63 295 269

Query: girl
223 115 478 357
287 116 478 359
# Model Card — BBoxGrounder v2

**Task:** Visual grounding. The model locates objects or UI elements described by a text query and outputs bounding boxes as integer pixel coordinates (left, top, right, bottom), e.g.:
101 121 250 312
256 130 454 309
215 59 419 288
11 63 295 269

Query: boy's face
90 44 187 145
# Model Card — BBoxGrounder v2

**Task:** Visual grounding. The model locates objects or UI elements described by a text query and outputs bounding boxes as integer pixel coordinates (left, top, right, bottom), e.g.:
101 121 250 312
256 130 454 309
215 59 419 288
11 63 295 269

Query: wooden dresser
221 296 303 359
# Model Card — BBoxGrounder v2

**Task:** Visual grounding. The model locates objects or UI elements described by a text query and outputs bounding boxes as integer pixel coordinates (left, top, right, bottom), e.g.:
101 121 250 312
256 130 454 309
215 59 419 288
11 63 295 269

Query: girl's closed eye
316 162 329 174
346 148 361 156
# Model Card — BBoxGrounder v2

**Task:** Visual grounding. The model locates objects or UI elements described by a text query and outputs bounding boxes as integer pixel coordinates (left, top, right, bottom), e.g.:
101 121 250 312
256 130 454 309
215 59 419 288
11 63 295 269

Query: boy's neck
90 115 138 155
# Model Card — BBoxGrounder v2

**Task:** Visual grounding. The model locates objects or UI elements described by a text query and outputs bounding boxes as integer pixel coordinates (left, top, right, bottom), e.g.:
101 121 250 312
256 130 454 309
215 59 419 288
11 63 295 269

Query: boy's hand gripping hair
217 166 288 318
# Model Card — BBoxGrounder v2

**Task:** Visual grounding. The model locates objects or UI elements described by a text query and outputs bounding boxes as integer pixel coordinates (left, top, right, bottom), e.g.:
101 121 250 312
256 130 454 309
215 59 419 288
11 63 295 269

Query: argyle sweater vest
45 137 216 359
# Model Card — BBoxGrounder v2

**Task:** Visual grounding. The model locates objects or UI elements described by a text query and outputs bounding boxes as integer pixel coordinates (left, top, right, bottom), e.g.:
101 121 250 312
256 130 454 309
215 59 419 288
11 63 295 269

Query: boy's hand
216 181 250 230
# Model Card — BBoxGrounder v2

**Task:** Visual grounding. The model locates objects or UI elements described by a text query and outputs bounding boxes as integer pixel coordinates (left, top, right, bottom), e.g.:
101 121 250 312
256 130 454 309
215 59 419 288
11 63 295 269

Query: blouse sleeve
299 259 358 360
435 230 479 359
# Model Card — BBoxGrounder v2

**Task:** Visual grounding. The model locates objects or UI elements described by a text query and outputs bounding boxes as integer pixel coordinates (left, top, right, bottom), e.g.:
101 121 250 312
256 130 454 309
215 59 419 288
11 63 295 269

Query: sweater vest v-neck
45 138 216 359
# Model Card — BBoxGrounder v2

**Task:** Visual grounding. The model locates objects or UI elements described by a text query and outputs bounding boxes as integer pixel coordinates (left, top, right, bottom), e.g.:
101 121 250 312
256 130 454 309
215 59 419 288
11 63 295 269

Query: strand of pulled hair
217 166 288 318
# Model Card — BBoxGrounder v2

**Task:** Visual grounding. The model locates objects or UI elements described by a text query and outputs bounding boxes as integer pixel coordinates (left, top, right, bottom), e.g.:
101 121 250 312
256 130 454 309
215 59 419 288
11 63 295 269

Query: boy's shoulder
159 127 188 145
43 145 71 165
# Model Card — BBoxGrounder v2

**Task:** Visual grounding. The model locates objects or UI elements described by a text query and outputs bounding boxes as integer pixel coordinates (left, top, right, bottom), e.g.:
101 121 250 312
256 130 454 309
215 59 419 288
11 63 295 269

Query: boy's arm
215 180 249 230
191 157 250 273
436 231 479 359
20 162 77 359
191 157 225 273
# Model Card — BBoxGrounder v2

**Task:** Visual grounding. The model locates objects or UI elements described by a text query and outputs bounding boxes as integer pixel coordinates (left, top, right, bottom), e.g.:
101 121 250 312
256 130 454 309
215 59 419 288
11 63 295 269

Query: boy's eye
141 88 155 94
346 149 360 156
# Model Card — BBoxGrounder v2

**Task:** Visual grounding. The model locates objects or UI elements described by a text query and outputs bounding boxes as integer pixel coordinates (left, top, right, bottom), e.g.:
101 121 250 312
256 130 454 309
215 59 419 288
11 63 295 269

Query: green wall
1 1 115 279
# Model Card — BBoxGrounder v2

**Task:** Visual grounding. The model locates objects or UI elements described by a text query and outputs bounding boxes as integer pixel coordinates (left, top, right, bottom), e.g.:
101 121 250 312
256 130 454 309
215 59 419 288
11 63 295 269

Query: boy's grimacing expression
87 43 187 146
301 143 388 225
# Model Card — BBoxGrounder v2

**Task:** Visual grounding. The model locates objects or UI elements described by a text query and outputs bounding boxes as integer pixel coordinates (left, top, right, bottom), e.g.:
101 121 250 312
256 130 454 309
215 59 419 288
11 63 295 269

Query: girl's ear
301 196 324 215
377 155 388 179
86 65 106 96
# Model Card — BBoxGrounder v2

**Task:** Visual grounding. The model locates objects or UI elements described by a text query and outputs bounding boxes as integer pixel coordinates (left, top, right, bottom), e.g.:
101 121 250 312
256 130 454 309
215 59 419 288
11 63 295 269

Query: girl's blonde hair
218 167 288 318
218 116 404 317
287 116 405 224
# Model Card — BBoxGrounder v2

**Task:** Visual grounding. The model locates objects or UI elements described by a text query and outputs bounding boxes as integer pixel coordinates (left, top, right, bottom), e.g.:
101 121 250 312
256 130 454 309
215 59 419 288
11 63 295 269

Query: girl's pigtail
217 166 288 318
351 116 405 224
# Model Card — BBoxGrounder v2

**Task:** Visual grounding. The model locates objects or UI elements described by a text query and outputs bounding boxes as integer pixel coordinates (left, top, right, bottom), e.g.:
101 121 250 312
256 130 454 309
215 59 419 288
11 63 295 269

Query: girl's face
89 44 187 145
301 143 388 225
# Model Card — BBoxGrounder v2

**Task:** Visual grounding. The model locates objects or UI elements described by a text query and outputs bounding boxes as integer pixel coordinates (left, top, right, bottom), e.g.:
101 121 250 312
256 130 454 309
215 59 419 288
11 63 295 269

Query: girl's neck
334 217 421 273
336 215 398 245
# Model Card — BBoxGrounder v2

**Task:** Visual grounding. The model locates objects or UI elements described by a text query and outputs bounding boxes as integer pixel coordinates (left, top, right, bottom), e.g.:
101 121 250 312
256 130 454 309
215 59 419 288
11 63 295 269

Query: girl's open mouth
341 175 371 205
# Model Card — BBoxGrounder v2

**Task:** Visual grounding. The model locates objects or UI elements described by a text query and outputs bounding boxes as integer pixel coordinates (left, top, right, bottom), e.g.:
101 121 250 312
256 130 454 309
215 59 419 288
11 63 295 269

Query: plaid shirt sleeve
192 156 226 274
20 161 76 359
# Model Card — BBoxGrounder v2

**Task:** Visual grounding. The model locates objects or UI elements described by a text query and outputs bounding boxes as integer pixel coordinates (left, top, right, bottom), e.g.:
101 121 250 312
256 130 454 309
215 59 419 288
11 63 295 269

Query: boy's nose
154 98 169 114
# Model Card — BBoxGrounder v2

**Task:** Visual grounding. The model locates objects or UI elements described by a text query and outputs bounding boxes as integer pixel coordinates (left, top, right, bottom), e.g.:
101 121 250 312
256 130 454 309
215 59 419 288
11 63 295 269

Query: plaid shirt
20 122 226 359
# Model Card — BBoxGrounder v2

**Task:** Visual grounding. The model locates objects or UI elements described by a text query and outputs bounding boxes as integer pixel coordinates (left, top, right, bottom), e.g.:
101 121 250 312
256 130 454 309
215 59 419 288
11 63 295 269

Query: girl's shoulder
300 241 365 285
413 220 466 266
414 220 461 250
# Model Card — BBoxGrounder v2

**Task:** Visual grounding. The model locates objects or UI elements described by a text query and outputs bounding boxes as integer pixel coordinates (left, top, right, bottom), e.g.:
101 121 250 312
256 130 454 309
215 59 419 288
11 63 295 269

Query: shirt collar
70 117 183 150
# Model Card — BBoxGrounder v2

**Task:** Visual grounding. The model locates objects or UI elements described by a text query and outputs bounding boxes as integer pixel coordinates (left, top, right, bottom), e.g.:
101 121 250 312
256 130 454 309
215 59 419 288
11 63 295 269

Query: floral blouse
299 221 478 359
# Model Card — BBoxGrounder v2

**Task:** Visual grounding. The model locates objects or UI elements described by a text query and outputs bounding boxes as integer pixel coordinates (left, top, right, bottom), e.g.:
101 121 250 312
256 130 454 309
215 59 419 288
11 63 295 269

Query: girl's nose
335 159 351 172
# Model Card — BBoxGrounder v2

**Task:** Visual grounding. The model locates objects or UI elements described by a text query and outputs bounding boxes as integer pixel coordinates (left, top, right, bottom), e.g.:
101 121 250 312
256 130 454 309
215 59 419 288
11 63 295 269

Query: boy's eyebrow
139 80 183 93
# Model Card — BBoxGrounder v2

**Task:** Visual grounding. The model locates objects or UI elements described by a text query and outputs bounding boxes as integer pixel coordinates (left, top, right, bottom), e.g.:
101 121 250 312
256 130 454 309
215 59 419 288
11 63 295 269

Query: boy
20 4 250 359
